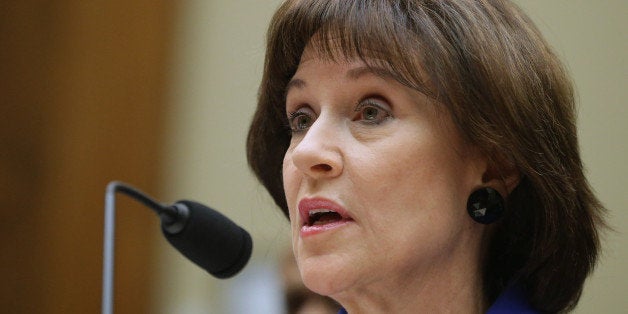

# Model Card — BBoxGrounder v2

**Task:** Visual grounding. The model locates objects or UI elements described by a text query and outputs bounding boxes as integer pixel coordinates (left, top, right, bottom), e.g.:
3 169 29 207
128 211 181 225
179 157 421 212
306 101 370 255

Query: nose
289 116 343 179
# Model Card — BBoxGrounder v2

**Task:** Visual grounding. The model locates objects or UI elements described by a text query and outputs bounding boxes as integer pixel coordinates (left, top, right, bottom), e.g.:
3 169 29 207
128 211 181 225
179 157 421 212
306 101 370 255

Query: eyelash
354 97 393 124
286 97 393 133
287 109 313 133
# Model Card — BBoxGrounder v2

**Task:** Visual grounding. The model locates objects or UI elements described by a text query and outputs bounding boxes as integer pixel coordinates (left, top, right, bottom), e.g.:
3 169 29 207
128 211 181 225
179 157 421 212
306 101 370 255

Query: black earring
467 187 505 224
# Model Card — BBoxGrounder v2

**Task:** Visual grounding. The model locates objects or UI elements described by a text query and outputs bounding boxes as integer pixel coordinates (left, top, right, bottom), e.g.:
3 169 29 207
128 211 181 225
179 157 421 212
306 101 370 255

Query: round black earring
467 187 505 224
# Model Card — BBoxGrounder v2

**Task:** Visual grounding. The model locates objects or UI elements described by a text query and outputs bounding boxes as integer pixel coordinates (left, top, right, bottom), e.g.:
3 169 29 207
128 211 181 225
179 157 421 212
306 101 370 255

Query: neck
332 250 488 313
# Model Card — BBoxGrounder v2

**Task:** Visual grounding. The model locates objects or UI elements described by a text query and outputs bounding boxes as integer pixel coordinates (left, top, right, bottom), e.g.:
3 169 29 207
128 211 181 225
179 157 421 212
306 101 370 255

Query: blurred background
1 0 625 313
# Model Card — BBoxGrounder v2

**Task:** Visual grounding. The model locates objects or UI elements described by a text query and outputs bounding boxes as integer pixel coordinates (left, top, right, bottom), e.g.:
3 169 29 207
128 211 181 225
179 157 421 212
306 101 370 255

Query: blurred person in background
281 249 340 314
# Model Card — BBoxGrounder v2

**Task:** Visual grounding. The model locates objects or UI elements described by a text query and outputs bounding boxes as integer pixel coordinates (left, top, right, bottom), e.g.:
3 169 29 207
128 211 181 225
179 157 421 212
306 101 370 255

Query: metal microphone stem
101 181 167 314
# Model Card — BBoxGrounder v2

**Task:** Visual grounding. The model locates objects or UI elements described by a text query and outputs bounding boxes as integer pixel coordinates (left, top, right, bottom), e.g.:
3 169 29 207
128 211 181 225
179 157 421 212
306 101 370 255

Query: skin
282 45 500 313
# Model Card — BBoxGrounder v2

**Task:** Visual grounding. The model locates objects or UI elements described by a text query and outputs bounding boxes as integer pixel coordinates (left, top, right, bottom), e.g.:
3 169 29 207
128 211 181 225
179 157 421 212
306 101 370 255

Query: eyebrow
346 66 395 81
285 65 395 96
285 78 306 95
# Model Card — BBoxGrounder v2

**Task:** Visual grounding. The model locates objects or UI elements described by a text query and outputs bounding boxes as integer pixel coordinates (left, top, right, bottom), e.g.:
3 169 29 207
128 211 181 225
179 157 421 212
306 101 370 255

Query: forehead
287 44 404 97
292 37 433 98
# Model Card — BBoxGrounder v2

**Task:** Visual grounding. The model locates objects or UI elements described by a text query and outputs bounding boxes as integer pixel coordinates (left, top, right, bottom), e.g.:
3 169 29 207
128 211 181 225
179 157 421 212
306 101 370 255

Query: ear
481 155 521 199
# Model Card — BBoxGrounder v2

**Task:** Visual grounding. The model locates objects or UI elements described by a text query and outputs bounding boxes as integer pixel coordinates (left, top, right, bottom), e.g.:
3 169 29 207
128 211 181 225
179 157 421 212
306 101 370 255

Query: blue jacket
486 284 538 314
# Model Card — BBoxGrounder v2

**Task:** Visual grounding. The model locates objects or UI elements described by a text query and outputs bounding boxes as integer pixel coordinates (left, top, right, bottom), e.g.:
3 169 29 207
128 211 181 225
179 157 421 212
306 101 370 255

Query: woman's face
282 46 489 301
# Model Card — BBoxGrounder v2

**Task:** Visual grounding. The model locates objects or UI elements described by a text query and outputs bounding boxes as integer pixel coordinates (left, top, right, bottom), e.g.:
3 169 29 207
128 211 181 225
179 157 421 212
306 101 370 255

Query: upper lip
298 197 352 226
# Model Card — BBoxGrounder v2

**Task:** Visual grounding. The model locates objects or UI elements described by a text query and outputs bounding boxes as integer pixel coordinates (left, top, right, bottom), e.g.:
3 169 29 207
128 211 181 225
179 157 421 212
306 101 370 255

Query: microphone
160 200 253 278
102 181 252 314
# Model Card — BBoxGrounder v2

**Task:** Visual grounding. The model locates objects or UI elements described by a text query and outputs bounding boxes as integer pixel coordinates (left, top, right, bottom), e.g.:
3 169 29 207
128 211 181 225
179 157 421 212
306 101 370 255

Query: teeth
307 209 340 226
308 209 336 217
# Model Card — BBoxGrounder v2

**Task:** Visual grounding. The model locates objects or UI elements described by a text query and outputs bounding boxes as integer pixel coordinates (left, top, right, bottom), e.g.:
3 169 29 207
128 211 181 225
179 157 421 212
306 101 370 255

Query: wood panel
0 1 177 312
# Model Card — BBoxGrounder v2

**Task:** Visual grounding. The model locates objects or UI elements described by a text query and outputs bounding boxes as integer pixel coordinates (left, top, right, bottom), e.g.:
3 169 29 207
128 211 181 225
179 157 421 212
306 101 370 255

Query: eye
354 98 392 124
288 107 315 132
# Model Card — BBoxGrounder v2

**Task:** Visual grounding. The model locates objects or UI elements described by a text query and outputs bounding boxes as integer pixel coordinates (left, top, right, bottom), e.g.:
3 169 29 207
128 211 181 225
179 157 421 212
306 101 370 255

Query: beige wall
159 0 627 312
512 1 628 313
155 1 287 313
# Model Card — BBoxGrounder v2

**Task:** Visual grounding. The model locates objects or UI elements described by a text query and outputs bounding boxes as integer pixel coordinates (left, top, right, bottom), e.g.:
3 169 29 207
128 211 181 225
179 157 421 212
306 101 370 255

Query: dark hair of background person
246 0 605 312
280 250 341 314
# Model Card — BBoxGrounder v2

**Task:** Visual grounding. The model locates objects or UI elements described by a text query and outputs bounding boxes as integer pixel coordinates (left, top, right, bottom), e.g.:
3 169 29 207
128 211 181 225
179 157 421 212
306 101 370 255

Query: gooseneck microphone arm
102 181 169 314
101 181 253 314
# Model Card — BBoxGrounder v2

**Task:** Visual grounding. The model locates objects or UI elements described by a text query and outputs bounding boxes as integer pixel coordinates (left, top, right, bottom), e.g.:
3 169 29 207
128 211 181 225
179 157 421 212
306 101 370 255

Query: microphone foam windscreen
162 200 253 278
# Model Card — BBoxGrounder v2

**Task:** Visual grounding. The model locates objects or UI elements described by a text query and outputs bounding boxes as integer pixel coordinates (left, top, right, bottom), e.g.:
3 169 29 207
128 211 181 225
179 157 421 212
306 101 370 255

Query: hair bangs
274 0 433 96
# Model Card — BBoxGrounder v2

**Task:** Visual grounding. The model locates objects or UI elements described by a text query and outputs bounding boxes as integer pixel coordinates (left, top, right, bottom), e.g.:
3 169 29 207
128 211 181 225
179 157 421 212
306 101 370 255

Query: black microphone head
161 200 252 279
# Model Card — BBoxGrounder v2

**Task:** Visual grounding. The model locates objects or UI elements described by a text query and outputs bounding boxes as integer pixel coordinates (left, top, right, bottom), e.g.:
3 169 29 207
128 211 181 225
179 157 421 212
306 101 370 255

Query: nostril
312 164 333 172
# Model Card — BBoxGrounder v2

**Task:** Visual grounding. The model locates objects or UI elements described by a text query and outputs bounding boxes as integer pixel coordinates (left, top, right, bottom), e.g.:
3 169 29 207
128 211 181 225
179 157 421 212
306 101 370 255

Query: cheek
352 139 474 226
354 148 477 261
282 154 300 223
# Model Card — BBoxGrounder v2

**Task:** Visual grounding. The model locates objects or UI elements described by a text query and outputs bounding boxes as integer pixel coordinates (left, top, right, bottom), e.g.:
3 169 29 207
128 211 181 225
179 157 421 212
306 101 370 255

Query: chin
300 268 341 297
298 255 351 297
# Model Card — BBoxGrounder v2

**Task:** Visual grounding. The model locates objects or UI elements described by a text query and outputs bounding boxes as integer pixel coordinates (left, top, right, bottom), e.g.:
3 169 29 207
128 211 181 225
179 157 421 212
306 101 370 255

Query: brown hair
246 0 604 312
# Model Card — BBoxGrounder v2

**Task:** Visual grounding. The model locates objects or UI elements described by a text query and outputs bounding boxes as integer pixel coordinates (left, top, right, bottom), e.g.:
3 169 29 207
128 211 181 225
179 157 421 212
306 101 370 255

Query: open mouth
298 197 353 232
307 209 344 226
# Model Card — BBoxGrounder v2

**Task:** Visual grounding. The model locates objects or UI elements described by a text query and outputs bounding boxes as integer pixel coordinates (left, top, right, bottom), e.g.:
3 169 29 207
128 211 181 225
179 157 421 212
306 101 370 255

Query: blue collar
486 284 538 313
337 285 538 313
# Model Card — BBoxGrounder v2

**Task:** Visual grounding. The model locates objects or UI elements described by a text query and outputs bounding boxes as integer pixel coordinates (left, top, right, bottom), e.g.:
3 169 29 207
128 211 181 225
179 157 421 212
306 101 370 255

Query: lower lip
300 219 353 237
